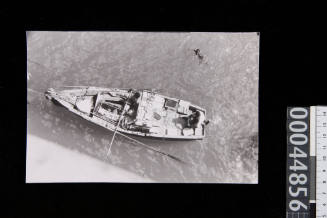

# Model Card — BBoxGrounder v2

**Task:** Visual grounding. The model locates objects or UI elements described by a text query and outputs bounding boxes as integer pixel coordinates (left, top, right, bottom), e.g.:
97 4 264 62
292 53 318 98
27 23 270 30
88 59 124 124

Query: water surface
27 32 259 183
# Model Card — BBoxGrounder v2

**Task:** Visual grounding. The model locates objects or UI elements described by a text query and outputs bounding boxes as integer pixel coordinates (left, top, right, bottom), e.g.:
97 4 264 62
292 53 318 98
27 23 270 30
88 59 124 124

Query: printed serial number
288 107 309 212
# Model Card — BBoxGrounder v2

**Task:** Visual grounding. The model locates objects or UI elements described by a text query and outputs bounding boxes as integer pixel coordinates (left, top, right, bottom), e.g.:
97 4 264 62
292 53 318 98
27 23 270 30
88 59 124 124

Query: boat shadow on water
27 93 195 182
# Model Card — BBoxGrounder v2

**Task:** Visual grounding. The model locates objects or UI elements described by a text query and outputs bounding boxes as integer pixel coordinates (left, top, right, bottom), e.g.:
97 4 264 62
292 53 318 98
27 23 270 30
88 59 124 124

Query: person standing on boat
127 91 141 110
189 111 201 128
123 91 141 127
182 110 209 135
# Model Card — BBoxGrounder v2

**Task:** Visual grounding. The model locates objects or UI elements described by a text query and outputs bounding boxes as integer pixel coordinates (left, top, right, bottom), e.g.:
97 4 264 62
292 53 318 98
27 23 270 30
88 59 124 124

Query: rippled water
27 31 259 183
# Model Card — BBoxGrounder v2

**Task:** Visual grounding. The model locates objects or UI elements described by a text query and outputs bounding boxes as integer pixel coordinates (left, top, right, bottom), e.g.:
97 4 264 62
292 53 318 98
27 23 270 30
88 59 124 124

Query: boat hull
45 87 207 140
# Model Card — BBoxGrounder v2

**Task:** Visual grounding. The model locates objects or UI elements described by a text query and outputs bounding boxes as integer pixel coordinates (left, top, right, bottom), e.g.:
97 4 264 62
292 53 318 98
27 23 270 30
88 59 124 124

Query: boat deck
49 88 205 139
134 91 204 138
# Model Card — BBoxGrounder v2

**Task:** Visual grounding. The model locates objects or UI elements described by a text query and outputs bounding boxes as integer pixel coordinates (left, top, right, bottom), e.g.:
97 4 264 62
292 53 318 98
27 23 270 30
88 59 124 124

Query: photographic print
26 31 259 183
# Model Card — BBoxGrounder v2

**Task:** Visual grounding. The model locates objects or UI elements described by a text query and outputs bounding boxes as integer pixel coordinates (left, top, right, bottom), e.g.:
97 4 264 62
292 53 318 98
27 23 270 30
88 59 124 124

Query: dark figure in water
193 49 200 56
193 49 204 64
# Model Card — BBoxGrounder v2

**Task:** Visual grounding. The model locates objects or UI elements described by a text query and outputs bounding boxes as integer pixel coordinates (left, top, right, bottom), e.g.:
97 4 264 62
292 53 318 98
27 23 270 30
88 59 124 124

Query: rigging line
114 131 188 164
106 92 132 156
90 111 187 164
106 113 124 156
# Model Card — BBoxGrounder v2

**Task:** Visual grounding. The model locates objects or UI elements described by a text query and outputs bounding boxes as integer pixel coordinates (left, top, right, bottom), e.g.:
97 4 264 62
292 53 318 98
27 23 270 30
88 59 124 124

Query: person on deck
182 110 209 135
127 92 141 110
123 91 141 127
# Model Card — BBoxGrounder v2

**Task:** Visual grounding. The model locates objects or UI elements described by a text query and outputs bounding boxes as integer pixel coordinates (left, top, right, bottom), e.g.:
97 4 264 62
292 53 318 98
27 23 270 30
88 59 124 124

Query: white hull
45 87 207 140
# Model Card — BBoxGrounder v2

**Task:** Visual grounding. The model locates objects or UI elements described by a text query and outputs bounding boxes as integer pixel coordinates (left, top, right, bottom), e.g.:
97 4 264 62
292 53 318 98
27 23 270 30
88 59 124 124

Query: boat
45 87 209 140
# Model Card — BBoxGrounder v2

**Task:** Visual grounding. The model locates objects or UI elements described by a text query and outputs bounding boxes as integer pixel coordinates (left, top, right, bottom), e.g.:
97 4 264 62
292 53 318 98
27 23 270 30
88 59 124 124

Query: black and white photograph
26 31 259 183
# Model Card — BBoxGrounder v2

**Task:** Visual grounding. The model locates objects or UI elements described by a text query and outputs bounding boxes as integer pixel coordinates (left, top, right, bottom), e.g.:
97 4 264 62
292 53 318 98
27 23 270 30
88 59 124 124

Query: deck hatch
165 99 178 109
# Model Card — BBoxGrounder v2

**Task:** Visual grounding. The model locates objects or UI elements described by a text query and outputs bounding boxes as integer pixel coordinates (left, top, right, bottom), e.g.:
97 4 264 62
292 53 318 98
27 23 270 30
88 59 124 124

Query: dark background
0 3 324 218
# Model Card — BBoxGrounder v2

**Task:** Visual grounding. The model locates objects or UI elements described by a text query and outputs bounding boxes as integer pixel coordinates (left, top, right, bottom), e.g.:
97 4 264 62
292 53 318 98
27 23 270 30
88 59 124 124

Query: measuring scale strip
314 106 327 218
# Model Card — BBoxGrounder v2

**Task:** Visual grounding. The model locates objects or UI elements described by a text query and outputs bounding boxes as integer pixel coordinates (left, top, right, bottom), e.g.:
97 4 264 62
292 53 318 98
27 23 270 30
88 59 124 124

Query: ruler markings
315 106 327 218
310 107 317 210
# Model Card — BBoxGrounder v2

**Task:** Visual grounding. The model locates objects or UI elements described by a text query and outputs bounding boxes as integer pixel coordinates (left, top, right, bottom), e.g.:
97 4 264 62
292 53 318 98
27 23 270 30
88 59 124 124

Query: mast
106 91 132 156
